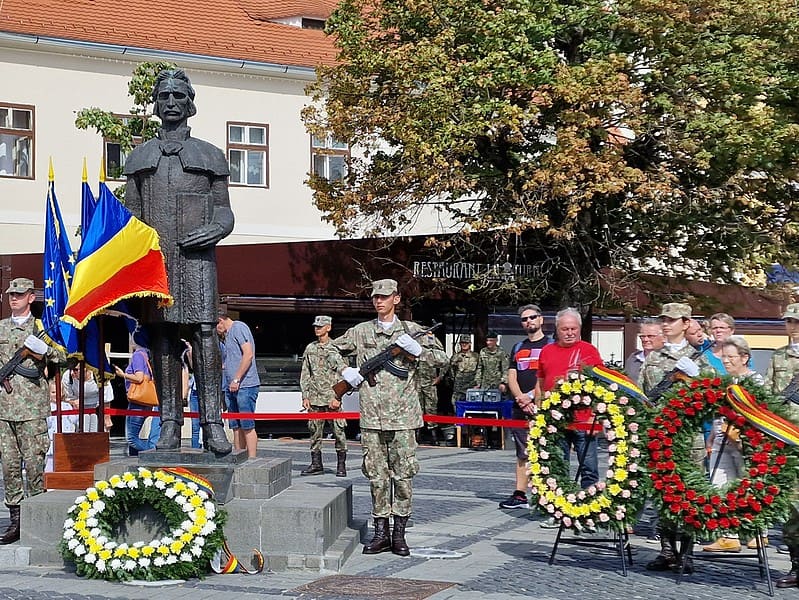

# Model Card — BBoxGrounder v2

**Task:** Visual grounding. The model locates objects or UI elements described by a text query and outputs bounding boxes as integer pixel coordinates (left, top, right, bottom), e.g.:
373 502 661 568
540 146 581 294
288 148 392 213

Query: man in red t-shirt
536 308 603 489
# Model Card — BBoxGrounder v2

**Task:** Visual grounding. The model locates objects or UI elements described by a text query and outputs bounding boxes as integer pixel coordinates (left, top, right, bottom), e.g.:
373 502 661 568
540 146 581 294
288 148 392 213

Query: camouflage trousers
307 405 347 452
361 428 420 518
419 387 438 429
782 496 799 547
0 418 49 506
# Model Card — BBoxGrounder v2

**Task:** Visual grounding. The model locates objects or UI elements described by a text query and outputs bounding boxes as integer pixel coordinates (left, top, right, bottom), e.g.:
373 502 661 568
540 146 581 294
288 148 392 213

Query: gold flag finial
99 158 106 184
48 157 54 182
82 158 88 183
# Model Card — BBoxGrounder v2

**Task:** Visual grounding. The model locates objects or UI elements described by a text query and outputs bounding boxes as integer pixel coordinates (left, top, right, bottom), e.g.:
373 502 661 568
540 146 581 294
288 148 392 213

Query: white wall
0 44 453 256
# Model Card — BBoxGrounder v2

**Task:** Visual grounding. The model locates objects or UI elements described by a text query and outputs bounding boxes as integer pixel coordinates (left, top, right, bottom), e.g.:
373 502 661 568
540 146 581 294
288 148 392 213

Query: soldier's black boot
363 518 391 554
777 547 799 587
156 420 182 450
392 515 411 556
429 427 441 446
0 506 20 545
203 422 233 456
646 534 676 571
301 451 324 476
335 451 347 477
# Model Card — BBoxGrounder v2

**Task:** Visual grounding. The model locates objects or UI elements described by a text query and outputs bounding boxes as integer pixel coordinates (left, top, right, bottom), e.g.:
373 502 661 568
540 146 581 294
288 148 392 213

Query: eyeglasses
638 334 659 339
520 315 540 322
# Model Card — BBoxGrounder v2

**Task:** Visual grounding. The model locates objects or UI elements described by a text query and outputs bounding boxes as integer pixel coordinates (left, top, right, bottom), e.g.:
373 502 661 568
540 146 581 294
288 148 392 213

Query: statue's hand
179 223 223 249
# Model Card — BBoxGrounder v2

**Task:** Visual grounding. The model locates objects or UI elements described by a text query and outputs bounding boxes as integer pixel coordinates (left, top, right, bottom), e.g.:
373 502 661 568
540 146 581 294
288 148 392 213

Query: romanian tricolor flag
62 181 173 329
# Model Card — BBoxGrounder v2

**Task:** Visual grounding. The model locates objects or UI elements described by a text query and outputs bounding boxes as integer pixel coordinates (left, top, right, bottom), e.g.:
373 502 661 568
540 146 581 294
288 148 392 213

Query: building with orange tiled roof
0 0 368 256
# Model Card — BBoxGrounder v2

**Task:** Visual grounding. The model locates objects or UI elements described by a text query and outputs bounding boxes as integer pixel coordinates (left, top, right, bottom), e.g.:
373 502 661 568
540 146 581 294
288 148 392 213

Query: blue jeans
126 403 161 455
189 389 201 449
559 430 599 489
226 386 259 431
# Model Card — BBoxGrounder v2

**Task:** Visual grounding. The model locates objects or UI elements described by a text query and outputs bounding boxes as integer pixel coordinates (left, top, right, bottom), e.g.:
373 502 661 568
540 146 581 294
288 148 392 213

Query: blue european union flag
42 176 78 351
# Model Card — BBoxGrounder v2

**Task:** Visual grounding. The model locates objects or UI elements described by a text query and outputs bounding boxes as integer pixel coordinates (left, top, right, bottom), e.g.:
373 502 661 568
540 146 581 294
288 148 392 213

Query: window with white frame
228 122 268 187
311 135 348 182
0 104 34 178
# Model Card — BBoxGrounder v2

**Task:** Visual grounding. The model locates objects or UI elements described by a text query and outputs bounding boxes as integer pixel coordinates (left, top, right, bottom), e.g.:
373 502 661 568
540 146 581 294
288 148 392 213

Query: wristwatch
232 378 240 384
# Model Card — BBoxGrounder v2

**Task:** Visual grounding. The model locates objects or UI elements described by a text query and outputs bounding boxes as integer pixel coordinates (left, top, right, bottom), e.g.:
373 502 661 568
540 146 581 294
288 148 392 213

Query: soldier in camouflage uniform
329 279 447 556
0 278 64 544
767 304 799 588
474 331 509 394
416 355 441 445
641 302 713 574
299 315 347 477
445 335 479 404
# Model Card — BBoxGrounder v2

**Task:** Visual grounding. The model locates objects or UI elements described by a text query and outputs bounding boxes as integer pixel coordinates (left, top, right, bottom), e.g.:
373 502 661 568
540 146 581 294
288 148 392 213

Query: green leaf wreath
59 467 226 582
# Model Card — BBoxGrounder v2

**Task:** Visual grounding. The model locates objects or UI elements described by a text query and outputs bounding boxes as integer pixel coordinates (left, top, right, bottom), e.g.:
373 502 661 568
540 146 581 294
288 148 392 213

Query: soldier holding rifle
328 279 447 557
766 303 799 588
0 278 63 544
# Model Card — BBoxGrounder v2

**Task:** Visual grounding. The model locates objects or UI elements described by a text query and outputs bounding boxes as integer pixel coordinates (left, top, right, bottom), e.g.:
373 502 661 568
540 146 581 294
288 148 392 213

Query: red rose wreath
647 376 798 539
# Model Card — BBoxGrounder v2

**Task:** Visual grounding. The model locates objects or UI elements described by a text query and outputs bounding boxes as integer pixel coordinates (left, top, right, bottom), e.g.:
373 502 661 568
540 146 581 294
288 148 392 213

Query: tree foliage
75 61 175 184
304 0 799 306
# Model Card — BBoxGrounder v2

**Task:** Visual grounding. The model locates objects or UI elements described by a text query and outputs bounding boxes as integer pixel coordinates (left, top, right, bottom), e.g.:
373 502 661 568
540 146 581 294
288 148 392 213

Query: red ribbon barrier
89 408 529 429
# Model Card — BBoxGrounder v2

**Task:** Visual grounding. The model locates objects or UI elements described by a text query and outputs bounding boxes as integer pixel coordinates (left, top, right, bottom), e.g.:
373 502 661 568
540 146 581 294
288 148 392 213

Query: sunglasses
520 315 540 322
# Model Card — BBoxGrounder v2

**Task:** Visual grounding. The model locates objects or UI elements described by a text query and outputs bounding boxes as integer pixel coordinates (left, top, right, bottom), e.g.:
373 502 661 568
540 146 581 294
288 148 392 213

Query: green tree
75 61 176 188
304 0 799 307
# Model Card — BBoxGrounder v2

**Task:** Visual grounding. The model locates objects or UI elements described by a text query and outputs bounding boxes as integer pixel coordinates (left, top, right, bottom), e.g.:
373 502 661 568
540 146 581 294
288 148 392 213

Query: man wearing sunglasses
500 305 549 509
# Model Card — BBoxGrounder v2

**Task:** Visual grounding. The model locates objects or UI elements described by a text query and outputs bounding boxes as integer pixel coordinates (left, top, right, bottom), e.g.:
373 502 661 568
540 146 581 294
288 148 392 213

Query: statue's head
152 69 197 124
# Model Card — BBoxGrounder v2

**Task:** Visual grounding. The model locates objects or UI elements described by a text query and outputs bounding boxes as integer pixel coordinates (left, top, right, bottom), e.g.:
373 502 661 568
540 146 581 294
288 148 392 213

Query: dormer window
301 17 325 30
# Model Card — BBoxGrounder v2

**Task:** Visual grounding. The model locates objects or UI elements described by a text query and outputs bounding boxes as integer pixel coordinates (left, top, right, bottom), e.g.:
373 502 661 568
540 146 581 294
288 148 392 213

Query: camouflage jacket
765 345 799 396
300 340 339 407
475 347 509 389
416 356 439 392
446 351 479 395
0 316 64 421
329 319 447 430
638 343 712 398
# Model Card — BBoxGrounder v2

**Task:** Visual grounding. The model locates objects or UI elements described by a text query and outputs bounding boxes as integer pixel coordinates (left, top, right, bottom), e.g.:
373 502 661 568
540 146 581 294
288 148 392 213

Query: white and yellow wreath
59 467 226 582
528 369 647 532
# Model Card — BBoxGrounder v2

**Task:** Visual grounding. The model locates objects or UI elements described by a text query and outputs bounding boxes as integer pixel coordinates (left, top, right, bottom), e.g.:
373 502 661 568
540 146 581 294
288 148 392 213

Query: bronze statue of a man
124 69 234 455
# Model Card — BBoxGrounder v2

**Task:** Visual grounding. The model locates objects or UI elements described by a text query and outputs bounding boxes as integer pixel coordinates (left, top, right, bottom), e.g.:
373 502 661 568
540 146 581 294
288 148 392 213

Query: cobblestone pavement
0 436 794 599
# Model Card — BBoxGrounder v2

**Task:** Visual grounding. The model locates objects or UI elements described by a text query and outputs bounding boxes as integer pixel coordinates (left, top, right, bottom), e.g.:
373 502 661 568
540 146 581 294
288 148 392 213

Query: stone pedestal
19 452 365 572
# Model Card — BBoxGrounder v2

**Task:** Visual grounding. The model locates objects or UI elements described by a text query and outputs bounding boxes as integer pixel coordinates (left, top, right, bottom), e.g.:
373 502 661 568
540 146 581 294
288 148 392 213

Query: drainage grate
291 575 455 599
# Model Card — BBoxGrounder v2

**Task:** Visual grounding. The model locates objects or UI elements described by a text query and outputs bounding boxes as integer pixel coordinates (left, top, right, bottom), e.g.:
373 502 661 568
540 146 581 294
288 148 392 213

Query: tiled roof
239 0 341 20
0 0 339 69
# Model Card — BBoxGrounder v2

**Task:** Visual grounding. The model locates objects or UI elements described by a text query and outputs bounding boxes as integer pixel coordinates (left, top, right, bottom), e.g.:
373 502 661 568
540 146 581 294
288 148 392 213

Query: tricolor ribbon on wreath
726 384 799 447
164 467 265 575
585 365 653 408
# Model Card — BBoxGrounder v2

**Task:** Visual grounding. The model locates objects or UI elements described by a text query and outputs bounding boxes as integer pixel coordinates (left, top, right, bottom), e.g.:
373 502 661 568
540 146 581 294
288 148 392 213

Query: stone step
0 544 30 568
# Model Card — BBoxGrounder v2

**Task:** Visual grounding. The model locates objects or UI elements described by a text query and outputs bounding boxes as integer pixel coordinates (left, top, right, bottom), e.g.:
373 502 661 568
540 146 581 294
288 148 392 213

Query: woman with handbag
114 335 161 456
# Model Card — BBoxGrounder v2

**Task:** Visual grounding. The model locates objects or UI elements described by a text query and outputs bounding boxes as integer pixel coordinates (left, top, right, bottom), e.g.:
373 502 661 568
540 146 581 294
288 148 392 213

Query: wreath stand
547 417 634 576
673 433 775 596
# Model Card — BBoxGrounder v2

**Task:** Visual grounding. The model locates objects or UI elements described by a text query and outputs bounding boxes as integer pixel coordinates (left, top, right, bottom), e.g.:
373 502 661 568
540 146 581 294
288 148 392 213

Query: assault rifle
646 347 704 403
0 338 45 394
780 371 799 406
332 322 442 399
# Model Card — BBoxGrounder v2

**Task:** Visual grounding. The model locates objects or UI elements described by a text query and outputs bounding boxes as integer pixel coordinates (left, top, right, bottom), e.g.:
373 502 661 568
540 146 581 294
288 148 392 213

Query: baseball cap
783 303 799 320
370 279 398 296
313 315 332 326
5 278 34 294
659 303 692 319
